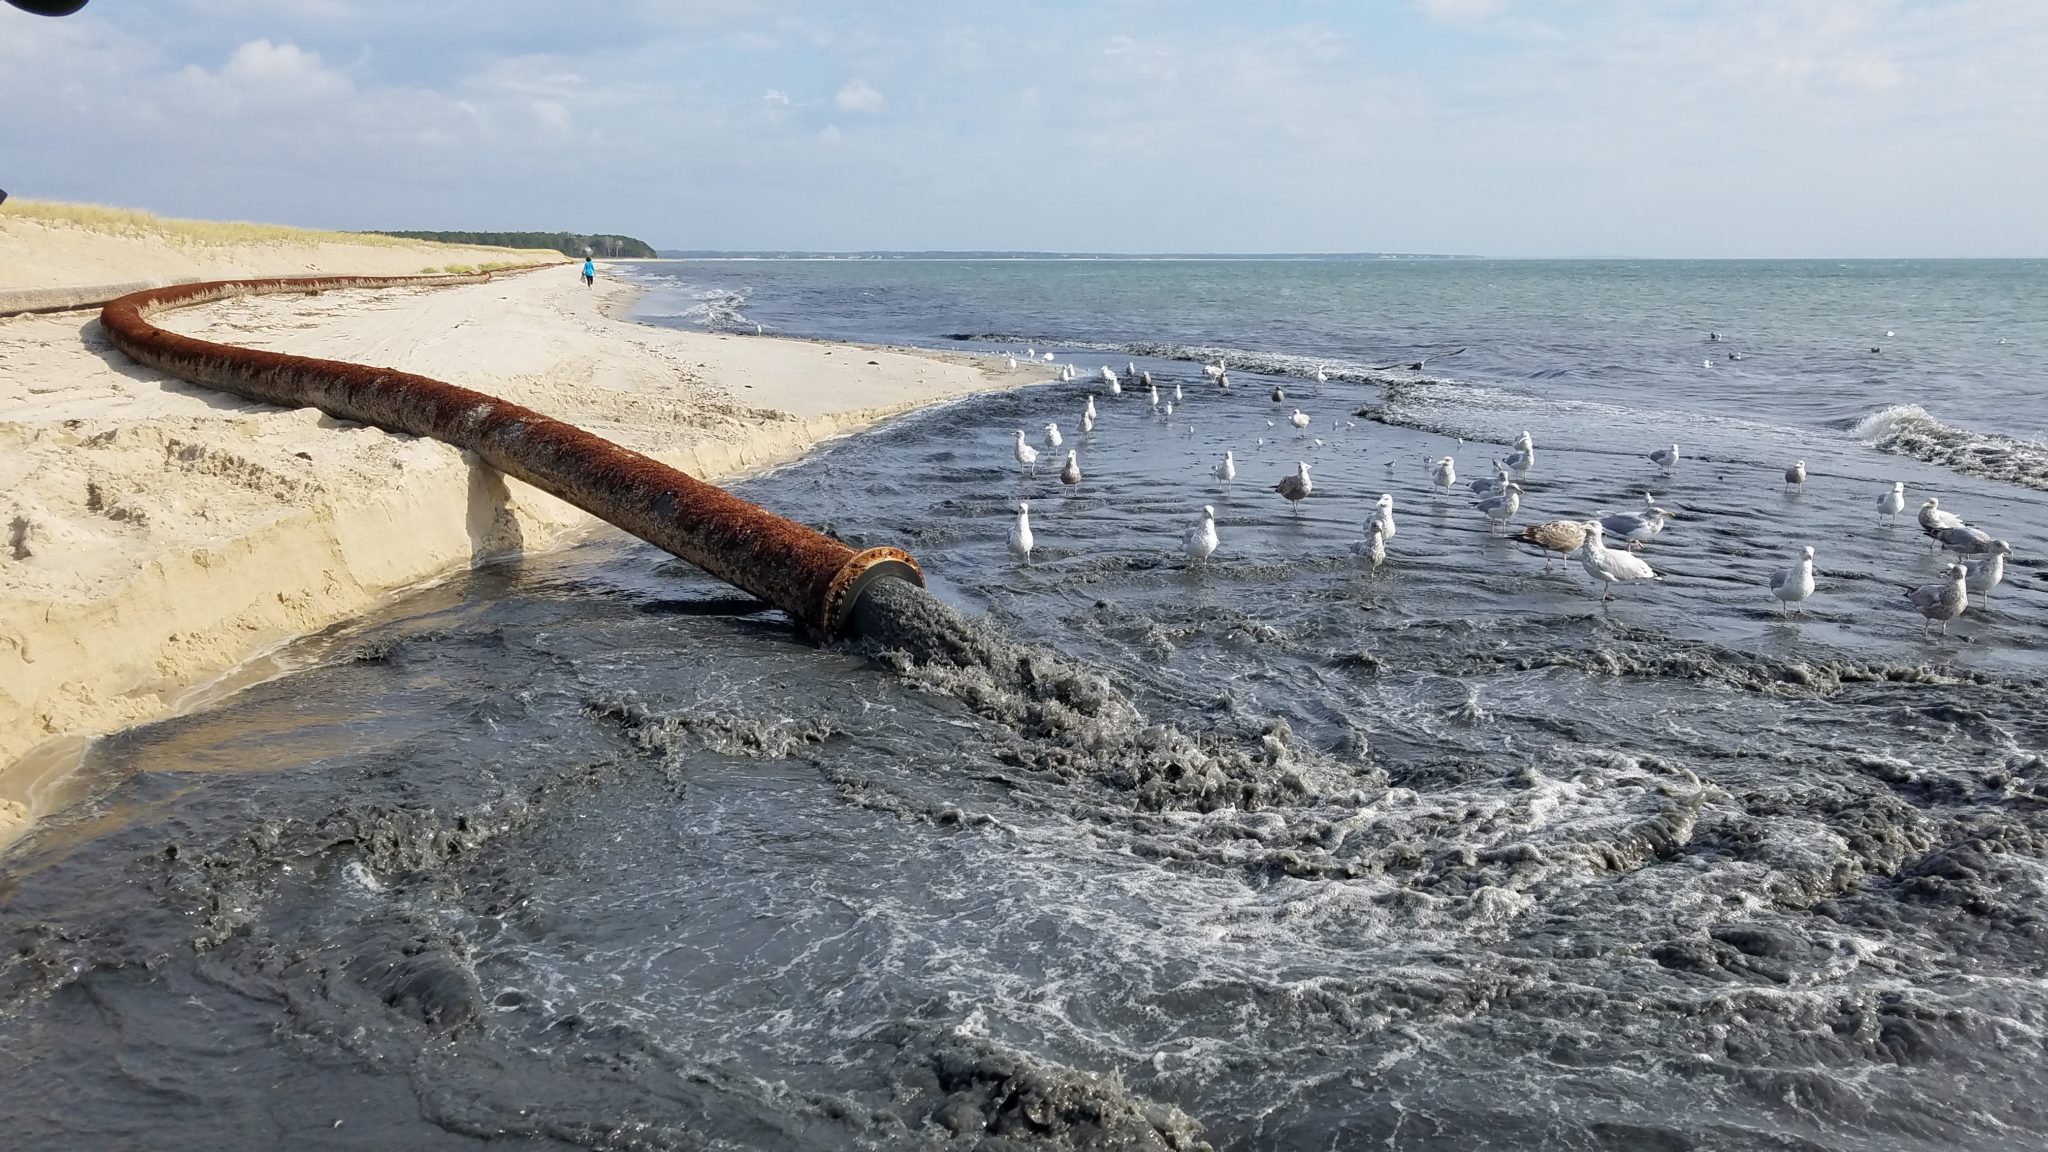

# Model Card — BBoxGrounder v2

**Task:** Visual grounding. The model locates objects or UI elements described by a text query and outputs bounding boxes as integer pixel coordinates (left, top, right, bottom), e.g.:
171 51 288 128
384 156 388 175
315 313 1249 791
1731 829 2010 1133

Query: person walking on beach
581 256 595 288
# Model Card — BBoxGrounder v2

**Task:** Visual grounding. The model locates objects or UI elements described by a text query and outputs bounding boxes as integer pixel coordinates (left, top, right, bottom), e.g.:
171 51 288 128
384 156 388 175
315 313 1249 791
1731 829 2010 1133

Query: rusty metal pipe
99 274 922 640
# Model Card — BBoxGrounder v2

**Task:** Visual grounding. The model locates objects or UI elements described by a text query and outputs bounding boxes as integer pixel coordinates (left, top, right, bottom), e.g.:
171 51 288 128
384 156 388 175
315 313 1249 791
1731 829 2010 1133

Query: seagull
1084 395 1097 421
1370 348 1466 371
1878 481 1905 525
1430 456 1457 490
1043 422 1063 450
1009 502 1035 564
1370 493 1397 540
1107 373 1122 396
1702 359 1714 369
1598 499 1670 551
1361 520 1387 569
1007 357 1018 369
1173 382 1183 402
1905 564 1968 634
1203 359 1226 379
1149 383 1161 409
1216 372 1231 392
1518 519 1587 572
1081 409 1096 434
1728 352 1744 361
1962 542 2012 606
1059 450 1081 486
1290 409 1311 430
1708 332 1721 342
1271 386 1287 403
1768 545 1816 615
1312 437 1324 449
1101 365 1118 386
1275 462 1312 515
1043 351 1055 362
1012 430 1039 475
1580 520 1661 600
1140 369 1152 389
1476 482 1523 530
1504 431 1535 472
1183 505 1219 565
1917 498 1966 546
1164 400 1175 417
1128 362 1139 381
1932 525 2001 556
1784 460 1806 489
1649 443 1681 471
1025 346 1035 358
1214 450 1236 485
1471 461 1512 497
1315 366 1329 386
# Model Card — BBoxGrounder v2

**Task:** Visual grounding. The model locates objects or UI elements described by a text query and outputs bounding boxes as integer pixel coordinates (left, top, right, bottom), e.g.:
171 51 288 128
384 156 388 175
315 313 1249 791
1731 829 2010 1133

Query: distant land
368 231 657 258
654 250 1484 261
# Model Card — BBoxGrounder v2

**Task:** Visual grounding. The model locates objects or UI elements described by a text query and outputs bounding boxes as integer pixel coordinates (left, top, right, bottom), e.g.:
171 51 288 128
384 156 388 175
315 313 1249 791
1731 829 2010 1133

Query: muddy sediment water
5 259 2048 1149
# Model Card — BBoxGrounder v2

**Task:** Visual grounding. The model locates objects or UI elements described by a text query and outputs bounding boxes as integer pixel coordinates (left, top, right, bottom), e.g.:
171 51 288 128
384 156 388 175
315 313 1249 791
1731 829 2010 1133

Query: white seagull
1580 520 1661 600
1214 450 1236 485
1878 481 1906 525
1362 520 1387 569
1962 542 2012 606
1504 431 1536 472
1289 408 1311 430
1430 456 1457 491
1043 422 1063 450
1650 443 1681 471
1475 482 1522 530
1370 493 1397 540
1784 460 1806 489
1059 450 1082 486
1009 502 1035 564
1100 365 1118 385
1012 430 1039 475
1769 545 1816 615
1183 505 1219 565
1173 382 1184 402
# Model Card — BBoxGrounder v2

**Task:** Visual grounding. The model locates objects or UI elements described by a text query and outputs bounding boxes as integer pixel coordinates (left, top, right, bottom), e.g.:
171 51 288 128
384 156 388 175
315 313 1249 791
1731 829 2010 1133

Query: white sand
0 221 1044 845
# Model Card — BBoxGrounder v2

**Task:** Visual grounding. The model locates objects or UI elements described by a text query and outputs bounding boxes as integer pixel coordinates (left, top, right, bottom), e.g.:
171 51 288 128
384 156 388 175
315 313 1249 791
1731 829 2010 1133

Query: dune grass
1 199 535 256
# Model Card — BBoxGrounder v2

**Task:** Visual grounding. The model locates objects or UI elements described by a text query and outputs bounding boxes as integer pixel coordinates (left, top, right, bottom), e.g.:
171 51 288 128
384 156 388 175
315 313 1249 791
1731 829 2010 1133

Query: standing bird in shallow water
1059 450 1081 487
1012 430 1039 476
1271 385 1287 403
1784 460 1806 490
1043 422 1062 450
1173 382 1183 403
1290 409 1311 430
1769 545 1816 615
1878 481 1905 525
1580 521 1661 600
1598 497 1670 551
1275 461 1312 515
1183 505 1218 565
1650 443 1681 471
1008 502 1035 565
1471 461 1512 497
1107 373 1122 396
1430 456 1457 491
1476 482 1523 531
1370 493 1397 541
1361 520 1387 569
1519 519 1587 572
1918 497 1966 550
1963 542 2011 606
1100 365 1119 386
1214 450 1236 486
1504 431 1535 473
1905 565 1969 634
1149 383 1161 409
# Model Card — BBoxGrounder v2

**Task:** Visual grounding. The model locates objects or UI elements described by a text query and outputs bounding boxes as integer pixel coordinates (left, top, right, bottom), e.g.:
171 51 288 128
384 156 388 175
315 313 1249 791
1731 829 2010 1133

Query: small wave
939 333 1437 387
1852 404 2048 491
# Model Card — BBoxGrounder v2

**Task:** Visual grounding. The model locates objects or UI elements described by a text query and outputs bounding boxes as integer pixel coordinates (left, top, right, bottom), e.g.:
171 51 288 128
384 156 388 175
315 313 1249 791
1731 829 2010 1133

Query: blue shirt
582 259 594 276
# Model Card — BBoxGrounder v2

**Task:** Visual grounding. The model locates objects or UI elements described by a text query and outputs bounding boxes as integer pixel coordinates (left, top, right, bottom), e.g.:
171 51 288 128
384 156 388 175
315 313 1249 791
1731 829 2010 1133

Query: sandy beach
0 208 1043 845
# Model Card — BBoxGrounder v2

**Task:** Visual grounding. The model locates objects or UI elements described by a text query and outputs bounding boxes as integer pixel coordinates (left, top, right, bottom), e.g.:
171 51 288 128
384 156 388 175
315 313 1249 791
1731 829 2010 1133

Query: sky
2 0 2045 256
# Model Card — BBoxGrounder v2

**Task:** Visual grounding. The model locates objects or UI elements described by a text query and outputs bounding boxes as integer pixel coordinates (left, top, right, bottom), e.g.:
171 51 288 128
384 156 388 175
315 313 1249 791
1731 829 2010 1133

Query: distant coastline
655 250 1486 261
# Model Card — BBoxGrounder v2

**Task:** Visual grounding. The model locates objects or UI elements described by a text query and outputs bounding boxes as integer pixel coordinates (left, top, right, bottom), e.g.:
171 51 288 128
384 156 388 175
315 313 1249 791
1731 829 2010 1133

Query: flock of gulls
994 350 2018 636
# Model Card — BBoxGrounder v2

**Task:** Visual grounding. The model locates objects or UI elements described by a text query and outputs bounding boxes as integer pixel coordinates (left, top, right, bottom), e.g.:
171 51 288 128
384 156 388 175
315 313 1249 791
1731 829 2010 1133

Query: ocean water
3 259 2046 1150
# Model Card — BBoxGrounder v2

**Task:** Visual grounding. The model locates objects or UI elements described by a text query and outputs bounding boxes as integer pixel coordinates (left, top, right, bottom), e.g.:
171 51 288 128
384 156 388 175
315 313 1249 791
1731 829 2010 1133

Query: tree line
367 231 657 258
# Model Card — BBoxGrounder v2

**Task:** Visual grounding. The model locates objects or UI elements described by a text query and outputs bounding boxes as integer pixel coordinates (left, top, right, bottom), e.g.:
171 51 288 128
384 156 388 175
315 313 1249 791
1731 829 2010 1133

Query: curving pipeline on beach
99 274 924 640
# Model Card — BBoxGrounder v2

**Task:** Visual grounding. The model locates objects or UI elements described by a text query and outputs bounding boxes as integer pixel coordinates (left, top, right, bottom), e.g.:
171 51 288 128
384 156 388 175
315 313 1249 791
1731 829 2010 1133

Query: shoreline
1 256 1050 849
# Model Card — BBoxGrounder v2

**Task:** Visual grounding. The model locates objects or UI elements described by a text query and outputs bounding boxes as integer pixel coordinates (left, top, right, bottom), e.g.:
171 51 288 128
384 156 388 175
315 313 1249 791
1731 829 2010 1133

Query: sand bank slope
0 257 1044 844
0 200 559 297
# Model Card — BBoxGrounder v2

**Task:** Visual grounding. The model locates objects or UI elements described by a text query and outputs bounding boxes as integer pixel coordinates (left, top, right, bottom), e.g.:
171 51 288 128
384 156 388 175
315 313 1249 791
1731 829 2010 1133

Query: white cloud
835 80 884 112
531 99 571 135
214 38 353 98
762 88 789 105
1417 0 1506 23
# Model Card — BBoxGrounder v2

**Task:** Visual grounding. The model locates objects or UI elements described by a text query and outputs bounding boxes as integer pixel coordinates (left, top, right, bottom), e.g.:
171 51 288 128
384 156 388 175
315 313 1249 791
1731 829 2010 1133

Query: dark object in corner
5 1 90 15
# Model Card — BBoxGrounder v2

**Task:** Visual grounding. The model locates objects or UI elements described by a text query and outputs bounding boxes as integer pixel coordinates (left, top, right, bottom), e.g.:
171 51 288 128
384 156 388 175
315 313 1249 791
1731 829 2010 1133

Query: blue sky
3 0 2044 255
